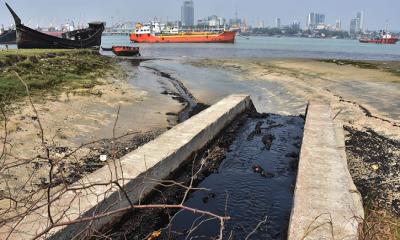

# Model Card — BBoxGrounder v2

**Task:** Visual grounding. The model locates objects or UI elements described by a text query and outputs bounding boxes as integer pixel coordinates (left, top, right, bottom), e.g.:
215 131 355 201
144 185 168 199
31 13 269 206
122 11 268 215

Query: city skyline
0 0 399 30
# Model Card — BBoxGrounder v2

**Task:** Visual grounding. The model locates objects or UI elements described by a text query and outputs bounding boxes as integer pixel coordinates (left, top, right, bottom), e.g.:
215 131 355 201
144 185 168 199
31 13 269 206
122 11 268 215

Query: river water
101 35 400 61
163 115 304 239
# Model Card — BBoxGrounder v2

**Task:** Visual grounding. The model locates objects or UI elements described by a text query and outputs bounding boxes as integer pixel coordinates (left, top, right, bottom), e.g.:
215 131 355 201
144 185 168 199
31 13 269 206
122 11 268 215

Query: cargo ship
130 22 236 43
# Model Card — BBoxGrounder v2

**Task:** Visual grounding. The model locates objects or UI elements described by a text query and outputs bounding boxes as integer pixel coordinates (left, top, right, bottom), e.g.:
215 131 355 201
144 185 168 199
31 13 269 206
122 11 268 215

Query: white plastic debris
372 164 379 171
100 155 107 162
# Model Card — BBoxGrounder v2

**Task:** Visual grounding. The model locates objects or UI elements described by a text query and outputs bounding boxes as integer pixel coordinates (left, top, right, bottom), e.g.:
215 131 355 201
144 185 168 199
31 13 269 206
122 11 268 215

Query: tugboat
130 22 236 44
359 30 399 44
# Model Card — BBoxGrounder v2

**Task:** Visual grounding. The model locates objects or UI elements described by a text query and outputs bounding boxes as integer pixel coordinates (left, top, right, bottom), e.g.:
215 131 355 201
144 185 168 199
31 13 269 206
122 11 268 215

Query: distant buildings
275 18 281 29
256 20 265 28
307 12 325 30
350 11 364 35
356 11 364 32
181 0 194 27
228 9 248 32
197 15 225 28
291 21 301 30
350 18 358 34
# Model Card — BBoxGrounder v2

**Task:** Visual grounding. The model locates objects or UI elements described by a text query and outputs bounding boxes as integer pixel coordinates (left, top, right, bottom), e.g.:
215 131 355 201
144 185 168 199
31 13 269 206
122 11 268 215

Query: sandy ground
192 58 400 139
0 61 185 213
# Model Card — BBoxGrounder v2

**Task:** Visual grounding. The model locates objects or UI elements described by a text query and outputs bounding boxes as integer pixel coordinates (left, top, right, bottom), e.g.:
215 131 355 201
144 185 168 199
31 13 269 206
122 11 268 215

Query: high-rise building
275 18 281 29
307 12 325 29
181 0 194 27
307 13 315 29
335 20 342 31
350 18 358 34
356 11 364 32
292 21 301 30
316 14 325 25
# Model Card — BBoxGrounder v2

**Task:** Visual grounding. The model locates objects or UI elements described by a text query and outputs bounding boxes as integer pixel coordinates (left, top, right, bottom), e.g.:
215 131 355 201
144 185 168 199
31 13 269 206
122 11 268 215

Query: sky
0 0 399 30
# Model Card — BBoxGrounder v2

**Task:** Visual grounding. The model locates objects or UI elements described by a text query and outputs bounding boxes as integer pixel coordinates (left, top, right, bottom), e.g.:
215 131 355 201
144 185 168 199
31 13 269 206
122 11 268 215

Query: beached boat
0 29 16 44
130 23 236 43
5 3 104 49
111 46 140 56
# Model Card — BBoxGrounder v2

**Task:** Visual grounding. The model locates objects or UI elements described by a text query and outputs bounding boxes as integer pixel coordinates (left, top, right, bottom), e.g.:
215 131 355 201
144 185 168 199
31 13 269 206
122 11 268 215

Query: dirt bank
0 54 183 222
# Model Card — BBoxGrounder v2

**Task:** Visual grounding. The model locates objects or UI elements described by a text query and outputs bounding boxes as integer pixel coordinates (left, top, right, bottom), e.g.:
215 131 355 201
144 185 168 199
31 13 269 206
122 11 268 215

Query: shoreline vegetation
0 49 399 238
0 49 118 105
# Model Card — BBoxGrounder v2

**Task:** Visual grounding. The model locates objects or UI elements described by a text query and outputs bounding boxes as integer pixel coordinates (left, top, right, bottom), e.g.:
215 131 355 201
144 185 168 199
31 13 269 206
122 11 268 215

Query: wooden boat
5 3 104 49
111 46 140 56
0 29 16 44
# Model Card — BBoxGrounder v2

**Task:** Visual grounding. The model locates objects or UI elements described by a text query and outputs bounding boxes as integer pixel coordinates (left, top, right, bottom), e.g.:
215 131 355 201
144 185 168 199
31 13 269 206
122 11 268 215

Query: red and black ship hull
359 38 399 44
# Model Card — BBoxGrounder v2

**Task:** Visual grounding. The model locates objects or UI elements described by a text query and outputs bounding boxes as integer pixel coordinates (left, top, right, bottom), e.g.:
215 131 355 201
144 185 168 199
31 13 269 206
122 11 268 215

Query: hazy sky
1 0 399 30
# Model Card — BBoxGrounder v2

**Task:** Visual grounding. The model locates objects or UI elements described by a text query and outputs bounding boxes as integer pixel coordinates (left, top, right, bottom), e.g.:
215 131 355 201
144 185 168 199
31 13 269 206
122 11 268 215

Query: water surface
101 35 400 61
164 114 304 239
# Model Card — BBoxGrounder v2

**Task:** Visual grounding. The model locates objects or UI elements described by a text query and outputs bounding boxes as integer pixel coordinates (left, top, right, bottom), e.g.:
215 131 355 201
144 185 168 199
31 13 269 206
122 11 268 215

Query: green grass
0 49 117 106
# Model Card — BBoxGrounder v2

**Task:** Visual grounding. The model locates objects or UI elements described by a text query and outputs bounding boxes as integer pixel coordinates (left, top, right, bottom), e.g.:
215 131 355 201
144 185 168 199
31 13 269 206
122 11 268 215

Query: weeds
360 205 400 240
0 49 117 105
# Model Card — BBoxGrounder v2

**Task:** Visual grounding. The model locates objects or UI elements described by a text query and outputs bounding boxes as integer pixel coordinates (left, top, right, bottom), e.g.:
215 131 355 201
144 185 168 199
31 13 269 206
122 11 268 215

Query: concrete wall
0 95 253 240
288 101 364 240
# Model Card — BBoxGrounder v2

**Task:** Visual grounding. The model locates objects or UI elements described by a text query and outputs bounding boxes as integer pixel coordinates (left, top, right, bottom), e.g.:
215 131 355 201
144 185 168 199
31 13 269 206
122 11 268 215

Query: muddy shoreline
143 66 209 123
345 126 400 217
38 62 211 189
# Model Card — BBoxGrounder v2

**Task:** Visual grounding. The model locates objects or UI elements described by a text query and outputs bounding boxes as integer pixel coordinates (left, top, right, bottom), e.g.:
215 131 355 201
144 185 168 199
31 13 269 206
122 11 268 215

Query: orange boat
111 46 140 56
130 23 236 43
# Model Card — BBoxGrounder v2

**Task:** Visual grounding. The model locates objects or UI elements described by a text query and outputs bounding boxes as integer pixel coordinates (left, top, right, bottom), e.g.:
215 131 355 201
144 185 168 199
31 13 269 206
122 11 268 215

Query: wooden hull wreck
5 3 104 49
0 29 16 44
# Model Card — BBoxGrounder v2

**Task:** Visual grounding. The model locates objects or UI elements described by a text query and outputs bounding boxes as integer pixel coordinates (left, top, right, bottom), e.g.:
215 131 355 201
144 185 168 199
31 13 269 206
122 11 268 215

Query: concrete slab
288 102 364 240
0 95 253 240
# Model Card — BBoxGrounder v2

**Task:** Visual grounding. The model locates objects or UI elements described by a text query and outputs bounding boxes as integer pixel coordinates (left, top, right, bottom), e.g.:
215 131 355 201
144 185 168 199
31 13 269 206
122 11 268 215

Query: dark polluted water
162 114 304 239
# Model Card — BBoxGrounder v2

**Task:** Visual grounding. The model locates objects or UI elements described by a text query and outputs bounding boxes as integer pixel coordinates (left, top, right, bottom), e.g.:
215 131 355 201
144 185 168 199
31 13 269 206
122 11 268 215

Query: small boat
111 46 140 57
0 29 16 44
5 2 104 49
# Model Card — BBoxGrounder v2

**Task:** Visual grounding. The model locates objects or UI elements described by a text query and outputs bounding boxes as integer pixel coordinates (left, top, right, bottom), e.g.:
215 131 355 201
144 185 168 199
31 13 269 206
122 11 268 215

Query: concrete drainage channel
0 95 364 240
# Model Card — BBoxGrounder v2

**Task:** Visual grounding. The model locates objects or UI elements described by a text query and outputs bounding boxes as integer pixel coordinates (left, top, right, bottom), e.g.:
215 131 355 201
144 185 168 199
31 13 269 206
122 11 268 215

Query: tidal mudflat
189 58 400 230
